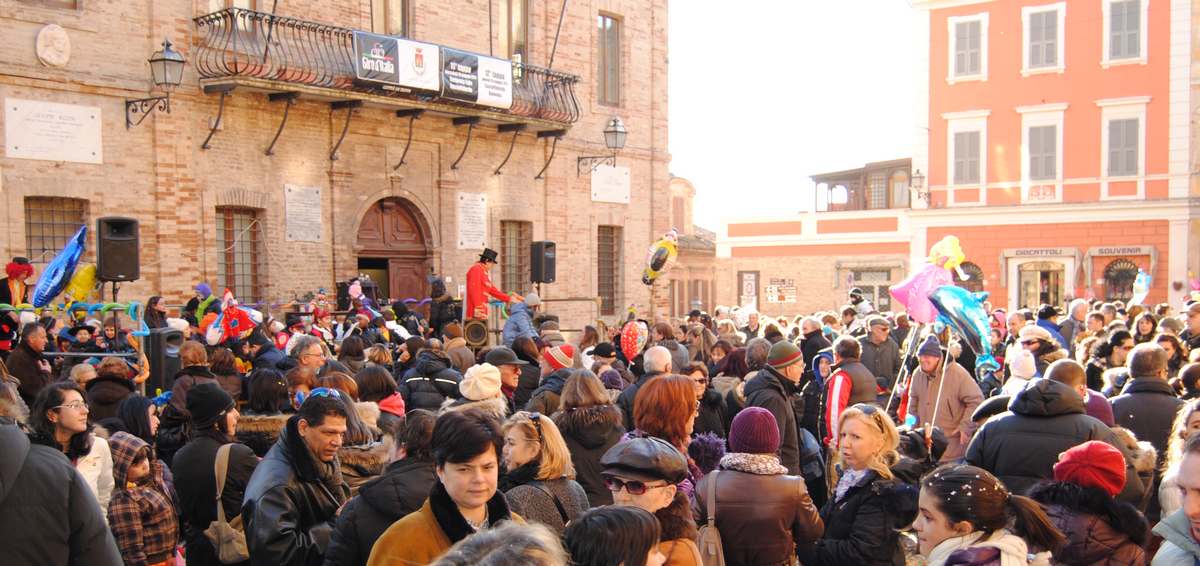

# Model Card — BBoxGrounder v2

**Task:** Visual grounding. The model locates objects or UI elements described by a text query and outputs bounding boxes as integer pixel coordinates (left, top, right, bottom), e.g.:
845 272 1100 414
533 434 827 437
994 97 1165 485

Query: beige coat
906 361 983 462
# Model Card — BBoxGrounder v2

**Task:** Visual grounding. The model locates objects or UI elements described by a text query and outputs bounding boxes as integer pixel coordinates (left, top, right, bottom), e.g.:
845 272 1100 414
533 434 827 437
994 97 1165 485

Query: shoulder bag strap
529 481 570 524
706 470 719 523
212 443 232 524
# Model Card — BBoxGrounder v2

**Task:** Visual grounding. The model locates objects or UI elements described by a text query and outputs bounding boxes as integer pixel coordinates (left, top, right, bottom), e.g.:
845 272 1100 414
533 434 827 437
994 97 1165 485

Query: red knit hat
1053 440 1126 497
544 344 575 371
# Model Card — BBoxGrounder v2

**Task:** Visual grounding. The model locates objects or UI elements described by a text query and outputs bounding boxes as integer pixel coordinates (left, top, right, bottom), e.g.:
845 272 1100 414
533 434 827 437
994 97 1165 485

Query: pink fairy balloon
889 263 953 324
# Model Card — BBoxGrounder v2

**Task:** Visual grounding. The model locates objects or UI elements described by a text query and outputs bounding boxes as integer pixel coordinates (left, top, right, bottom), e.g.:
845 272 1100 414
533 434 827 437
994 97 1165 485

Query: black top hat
479 248 499 263
11 257 29 265
67 325 93 338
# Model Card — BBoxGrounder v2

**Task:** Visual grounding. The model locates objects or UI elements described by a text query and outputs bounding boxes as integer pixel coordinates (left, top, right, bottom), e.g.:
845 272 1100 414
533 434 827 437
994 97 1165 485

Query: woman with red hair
0 256 33 306
633 374 705 497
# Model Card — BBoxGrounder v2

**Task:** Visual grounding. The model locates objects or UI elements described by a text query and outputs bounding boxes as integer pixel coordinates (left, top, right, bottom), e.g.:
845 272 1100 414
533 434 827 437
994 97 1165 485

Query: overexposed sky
669 1 918 229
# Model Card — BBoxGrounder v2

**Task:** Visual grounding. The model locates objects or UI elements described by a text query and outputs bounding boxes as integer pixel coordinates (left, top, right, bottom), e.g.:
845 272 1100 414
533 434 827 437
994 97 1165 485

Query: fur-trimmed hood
1110 426 1157 475
439 395 508 421
235 411 291 457
655 490 698 543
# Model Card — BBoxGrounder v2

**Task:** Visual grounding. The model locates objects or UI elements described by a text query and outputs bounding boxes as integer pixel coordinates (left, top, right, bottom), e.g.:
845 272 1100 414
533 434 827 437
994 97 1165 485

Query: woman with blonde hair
799 404 917 566
1159 398 1200 517
365 344 393 370
553 371 624 505
501 411 590 534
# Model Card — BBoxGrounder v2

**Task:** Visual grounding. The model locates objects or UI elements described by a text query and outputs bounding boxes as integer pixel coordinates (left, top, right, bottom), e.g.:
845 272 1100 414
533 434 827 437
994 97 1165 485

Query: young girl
108 431 179 566
913 464 1063 566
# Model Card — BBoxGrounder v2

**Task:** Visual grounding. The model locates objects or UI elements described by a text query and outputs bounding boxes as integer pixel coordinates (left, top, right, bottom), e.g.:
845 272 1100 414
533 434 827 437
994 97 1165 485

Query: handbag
696 470 726 566
203 443 250 563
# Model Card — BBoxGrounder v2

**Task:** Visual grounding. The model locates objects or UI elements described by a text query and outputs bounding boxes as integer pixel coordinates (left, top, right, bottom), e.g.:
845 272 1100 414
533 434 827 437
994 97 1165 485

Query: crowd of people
6 267 1200 565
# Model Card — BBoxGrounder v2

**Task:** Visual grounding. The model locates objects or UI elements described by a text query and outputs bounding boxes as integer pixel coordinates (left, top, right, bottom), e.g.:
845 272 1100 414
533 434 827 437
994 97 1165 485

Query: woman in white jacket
28 381 114 517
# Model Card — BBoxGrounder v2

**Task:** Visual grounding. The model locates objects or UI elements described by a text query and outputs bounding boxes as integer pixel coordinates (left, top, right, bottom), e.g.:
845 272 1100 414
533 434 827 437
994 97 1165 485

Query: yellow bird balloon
63 263 98 304
641 229 679 285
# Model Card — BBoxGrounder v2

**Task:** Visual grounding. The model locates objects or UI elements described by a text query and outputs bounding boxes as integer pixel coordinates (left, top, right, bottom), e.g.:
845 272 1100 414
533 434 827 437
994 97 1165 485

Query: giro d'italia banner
352 32 440 95
440 47 513 110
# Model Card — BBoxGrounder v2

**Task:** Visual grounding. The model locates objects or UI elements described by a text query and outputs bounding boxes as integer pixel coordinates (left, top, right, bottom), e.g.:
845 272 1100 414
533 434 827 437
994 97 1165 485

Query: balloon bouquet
888 236 999 450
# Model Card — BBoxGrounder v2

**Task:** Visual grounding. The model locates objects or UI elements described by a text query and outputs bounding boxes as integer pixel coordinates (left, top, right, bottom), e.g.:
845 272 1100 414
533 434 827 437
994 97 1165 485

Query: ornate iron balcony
193 8 580 124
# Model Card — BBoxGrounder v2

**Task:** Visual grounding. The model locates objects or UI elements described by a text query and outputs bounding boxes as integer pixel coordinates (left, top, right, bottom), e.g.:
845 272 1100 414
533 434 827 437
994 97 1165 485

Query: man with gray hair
1060 298 1089 356
1112 343 1182 466
799 317 830 381
616 345 672 430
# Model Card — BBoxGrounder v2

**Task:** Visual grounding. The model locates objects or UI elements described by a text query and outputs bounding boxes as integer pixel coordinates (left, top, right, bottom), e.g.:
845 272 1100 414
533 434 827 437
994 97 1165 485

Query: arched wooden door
356 198 432 303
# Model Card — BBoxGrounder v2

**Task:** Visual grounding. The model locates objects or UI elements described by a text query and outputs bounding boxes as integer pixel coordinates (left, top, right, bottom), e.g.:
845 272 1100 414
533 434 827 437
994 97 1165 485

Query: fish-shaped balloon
928 285 999 381
31 225 87 308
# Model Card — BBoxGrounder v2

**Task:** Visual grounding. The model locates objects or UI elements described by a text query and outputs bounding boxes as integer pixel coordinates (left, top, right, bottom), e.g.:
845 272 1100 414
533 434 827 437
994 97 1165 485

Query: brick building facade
0 0 670 333
717 0 1197 317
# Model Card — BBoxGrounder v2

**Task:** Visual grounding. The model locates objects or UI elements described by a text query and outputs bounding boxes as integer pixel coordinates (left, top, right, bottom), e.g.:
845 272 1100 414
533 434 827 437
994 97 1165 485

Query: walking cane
884 323 925 415
925 345 953 461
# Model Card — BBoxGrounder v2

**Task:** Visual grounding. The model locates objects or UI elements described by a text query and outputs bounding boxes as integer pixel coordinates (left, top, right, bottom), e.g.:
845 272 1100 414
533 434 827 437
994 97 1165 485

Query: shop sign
352 32 440 93
441 48 513 109
765 278 796 303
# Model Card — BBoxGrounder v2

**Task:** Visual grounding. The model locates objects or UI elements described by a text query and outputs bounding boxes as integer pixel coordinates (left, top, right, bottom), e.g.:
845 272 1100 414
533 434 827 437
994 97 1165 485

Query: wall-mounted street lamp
577 116 627 176
911 169 929 205
126 39 186 129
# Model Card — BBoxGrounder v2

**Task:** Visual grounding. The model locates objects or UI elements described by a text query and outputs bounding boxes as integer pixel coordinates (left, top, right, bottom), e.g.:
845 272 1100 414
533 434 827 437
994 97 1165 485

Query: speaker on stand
144 327 184 395
96 217 140 283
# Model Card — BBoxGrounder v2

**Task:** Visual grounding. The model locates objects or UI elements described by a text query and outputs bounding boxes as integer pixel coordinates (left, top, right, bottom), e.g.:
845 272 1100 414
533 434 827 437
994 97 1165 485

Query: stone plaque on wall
591 164 630 203
456 192 487 249
5 99 102 164
285 185 322 242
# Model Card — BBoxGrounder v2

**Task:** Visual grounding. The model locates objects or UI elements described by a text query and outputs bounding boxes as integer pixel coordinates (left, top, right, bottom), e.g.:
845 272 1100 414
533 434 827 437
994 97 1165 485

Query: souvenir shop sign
441 48 513 109
765 278 796 303
352 32 440 94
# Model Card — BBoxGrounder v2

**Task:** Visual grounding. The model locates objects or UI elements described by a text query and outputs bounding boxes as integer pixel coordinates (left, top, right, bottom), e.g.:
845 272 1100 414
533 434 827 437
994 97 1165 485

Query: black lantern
126 39 186 128
911 169 929 205
578 116 628 176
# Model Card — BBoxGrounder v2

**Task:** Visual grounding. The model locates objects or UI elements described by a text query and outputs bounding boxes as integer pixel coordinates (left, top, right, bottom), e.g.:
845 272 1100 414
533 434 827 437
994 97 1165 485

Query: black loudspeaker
531 241 556 284
464 319 489 349
145 327 184 395
96 217 140 282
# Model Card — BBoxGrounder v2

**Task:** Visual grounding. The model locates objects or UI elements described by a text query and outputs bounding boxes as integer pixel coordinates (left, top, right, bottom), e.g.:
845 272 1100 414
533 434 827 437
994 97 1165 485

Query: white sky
669 1 918 229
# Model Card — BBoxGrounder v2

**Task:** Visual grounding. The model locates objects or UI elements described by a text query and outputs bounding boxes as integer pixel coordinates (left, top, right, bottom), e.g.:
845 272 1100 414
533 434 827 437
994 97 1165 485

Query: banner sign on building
765 278 796 303
441 48 513 109
352 32 440 94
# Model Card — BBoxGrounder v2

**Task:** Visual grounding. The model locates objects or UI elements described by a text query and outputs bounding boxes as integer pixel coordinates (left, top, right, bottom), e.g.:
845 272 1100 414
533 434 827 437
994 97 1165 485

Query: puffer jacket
398 350 462 412
554 403 624 506
106 432 179 566
236 412 292 458
323 457 437 566
743 367 801 476
526 368 572 415
1028 481 1148 566
965 378 1144 504
693 463 824 565
85 374 136 423
0 424 122 566
796 470 917 566
502 302 537 346
242 416 350 566
1112 378 1183 462
1154 509 1200 565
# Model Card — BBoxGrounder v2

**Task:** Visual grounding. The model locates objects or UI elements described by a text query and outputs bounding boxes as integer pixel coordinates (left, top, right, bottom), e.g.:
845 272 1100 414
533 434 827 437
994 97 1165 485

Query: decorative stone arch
341 187 439 254
1103 258 1139 301
956 261 985 293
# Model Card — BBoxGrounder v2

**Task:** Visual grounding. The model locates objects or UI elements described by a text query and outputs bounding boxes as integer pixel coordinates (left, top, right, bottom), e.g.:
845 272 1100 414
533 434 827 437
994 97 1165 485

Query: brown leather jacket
694 467 824 565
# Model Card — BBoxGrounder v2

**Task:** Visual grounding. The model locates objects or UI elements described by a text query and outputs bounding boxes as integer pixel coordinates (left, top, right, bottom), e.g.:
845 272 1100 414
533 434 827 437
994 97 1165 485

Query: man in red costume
0 257 32 356
465 248 522 320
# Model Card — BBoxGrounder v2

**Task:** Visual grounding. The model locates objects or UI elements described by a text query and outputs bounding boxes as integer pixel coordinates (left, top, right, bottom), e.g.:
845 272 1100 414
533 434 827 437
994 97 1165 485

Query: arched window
1104 259 1139 301
956 261 985 293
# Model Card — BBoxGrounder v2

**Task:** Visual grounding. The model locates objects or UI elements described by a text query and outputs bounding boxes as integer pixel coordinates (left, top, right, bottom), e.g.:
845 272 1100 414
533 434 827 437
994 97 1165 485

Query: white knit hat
1008 349 1037 379
460 363 502 401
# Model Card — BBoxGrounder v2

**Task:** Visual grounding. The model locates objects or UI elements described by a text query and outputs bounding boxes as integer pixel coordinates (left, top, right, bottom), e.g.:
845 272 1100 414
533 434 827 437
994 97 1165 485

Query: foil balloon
641 229 679 285
1129 269 1151 306
888 263 953 324
928 235 969 280
31 225 87 308
620 320 649 361
927 285 999 380
63 264 98 304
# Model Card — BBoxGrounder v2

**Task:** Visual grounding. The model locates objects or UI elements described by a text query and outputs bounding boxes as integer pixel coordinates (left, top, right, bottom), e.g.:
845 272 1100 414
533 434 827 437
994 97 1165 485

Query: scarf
428 480 514 544
926 530 1043 566
499 459 541 492
834 468 870 502
718 453 788 475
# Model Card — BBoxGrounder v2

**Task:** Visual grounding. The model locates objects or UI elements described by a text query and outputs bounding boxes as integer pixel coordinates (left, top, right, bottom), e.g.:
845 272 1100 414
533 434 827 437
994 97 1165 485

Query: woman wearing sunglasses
500 411 589 535
28 381 114 514
798 404 916 566
600 436 702 566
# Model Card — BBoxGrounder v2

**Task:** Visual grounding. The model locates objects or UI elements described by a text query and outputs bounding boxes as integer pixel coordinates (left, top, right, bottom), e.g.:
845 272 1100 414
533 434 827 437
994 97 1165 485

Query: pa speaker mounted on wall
464 319 490 349
531 241 556 284
96 216 140 282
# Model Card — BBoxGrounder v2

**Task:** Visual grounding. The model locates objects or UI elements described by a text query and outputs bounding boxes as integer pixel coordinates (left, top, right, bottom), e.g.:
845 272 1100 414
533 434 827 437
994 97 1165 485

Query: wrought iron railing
193 8 580 124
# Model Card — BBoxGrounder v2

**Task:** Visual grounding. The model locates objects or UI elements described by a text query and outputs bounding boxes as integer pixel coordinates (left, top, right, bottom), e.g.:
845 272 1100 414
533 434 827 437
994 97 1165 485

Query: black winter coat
965 378 1144 503
323 457 437 566
84 374 136 423
511 363 541 411
172 432 258 566
743 367 801 476
242 416 350 566
253 344 288 372
9 342 51 405
0 424 122 566
398 351 462 412
428 297 460 338
694 387 726 437
801 330 831 381
1111 378 1183 462
554 404 625 506
797 470 917 566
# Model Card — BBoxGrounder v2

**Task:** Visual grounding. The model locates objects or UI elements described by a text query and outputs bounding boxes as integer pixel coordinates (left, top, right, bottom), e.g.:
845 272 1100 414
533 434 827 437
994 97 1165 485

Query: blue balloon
31 226 87 308
928 285 1000 381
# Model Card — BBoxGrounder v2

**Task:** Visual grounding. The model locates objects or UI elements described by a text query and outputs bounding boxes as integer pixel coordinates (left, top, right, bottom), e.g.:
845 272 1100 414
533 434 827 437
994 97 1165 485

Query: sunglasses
852 403 879 416
296 387 343 406
603 475 668 495
529 411 543 440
